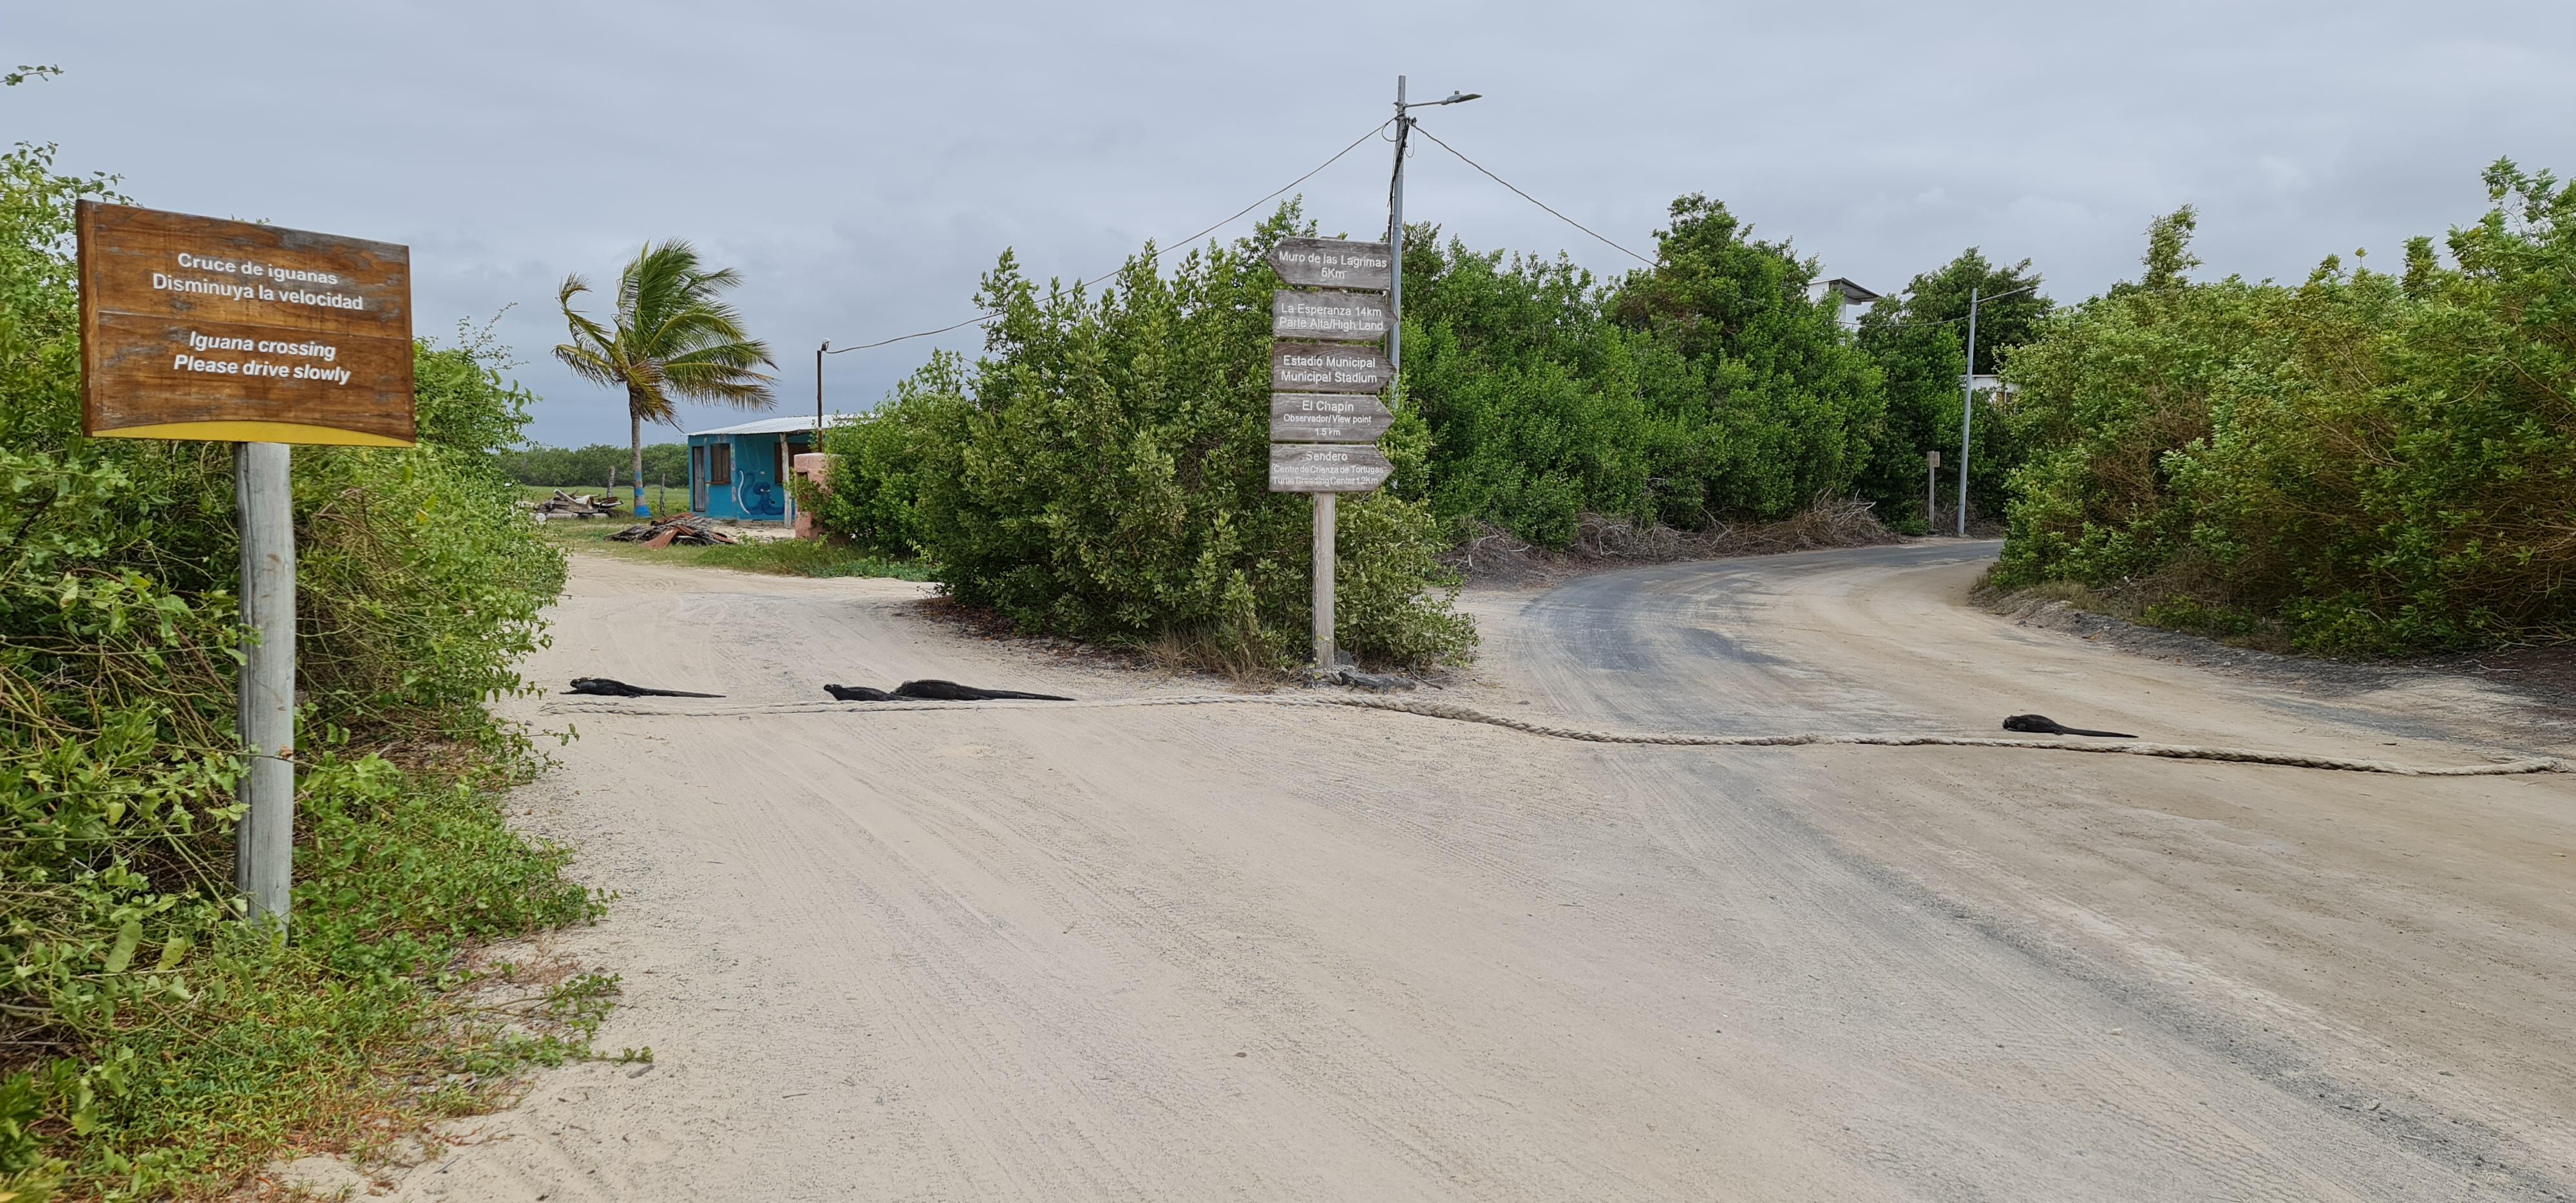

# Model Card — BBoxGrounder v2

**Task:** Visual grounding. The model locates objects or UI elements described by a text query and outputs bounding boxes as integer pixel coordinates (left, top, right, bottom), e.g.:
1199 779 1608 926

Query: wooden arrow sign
1269 443 1392 493
1271 393 1393 443
1271 341 1391 393
1267 238 1393 290
1273 290 1389 341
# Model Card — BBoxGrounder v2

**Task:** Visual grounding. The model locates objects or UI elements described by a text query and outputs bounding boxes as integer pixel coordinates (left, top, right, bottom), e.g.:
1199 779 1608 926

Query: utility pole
1953 281 2038 537
1388 75 1410 376
793 339 831 532
1956 286 1978 537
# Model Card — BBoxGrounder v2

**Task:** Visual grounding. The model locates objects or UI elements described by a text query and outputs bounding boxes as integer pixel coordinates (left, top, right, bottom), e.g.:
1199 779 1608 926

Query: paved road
374 545 2573 1202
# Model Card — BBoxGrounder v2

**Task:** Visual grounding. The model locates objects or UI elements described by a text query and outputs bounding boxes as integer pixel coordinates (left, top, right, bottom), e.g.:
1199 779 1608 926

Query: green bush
820 206 1475 669
1996 160 2576 652
493 440 686 488
0 132 592 1198
1853 251 2050 526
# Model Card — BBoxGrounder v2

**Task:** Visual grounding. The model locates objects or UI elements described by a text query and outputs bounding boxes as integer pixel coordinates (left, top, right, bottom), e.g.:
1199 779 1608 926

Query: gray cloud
16 0 2573 446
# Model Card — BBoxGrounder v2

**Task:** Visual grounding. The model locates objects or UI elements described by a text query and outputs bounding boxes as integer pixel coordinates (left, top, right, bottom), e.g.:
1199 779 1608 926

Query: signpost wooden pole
1312 493 1336 669
233 443 295 926
79 200 415 936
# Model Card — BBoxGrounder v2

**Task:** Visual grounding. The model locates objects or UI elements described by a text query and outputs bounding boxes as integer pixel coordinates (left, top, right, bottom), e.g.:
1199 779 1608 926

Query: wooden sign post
78 201 416 936
1265 238 1396 672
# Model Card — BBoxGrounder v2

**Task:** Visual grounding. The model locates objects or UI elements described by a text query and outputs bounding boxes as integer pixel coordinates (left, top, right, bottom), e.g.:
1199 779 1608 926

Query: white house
1808 276 1883 327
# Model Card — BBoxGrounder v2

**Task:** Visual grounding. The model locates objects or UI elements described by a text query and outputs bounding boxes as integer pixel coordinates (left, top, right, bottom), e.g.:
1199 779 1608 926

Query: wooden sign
78 200 415 446
1267 238 1392 290
1271 393 1392 443
1271 341 1391 393
1269 443 1391 493
1273 289 1389 341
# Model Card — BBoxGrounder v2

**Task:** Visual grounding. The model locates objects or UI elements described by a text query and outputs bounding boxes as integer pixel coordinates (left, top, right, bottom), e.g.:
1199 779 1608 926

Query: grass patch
538 521 930 582
11 750 611 1201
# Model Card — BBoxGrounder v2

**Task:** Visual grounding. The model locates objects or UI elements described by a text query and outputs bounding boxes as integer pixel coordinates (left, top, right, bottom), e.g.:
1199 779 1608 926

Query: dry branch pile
525 490 625 518
608 514 739 547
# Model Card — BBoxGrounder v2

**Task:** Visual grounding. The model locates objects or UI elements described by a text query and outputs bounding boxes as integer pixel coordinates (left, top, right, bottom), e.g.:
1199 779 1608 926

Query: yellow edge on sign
89 421 415 448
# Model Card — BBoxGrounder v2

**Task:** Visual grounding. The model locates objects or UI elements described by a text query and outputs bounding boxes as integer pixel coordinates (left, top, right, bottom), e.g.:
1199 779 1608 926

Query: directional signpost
1272 289 1390 340
1271 341 1392 393
1271 393 1394 443
1265 238 1395 672
79 200 416 936
1268 236 1394 290
1269 443 1394 490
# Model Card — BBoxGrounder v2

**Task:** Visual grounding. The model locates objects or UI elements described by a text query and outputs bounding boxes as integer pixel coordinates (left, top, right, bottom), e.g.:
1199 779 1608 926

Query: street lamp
1954 281 2040 536
1387 78 1480 373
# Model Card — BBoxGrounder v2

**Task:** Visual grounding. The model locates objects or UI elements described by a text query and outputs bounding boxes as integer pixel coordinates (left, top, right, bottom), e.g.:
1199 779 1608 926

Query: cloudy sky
15 1 2573 448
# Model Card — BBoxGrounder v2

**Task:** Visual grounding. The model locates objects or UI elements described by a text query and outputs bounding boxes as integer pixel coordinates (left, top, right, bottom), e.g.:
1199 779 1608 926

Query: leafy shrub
0 131 589 1197
1401 196 1914 546
1997 161 2576 652
1607 194 1888 526
1853 251 2050 525
821 206 1475 669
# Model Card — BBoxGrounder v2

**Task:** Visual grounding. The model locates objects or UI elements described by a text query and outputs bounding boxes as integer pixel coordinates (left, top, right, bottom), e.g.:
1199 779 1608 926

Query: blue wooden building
686 414 853 522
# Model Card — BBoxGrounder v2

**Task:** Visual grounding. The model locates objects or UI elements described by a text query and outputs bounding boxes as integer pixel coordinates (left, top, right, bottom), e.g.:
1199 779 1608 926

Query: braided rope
538 694 2567 778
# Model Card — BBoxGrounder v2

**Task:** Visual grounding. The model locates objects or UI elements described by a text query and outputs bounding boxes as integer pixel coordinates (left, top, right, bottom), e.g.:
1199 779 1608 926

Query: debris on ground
526 490 625 519
565 677 725 698
608 515 740 546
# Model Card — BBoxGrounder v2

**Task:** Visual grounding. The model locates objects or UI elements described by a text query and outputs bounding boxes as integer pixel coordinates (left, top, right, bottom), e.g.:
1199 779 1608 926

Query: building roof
686 413 866 438
1819 277 1882 305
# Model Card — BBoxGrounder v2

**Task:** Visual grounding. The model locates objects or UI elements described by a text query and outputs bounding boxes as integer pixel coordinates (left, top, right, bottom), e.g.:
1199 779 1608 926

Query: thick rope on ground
538 694 2567 778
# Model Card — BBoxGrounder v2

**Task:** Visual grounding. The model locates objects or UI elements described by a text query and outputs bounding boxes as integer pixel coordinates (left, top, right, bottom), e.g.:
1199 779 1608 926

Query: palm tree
554 240 776 517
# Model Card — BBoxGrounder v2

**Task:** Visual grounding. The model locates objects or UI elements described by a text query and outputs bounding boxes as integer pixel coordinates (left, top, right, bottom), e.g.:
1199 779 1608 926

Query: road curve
374 545 2572 1202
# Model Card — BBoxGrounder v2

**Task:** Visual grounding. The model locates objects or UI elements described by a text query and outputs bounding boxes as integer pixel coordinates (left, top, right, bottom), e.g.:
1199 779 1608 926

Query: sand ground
337 541 2572 1201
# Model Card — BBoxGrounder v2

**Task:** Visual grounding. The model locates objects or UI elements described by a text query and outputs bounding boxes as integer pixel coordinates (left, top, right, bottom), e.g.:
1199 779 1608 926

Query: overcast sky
16 1 2573 448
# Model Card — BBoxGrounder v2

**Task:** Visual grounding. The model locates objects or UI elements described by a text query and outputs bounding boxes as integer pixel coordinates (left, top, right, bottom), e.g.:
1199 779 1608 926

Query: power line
1872 282 2046 330
824 118 1396 356
1406 122 1656 268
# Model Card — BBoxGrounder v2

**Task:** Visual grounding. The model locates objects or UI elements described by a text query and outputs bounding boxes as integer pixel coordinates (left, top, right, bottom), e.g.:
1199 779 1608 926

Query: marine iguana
823 680 1074 702
896 679 1073 701
565 677 724 698
2002 713 2137 739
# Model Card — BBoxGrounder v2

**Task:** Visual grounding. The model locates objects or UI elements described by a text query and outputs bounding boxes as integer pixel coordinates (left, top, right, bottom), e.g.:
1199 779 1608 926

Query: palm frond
560 238 777 420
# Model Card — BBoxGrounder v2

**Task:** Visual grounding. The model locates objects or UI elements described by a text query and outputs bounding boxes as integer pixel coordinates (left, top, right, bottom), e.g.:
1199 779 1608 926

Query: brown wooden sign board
1272 289 1389 341
1267 238 1392 290
1268 443 1391 493
1270 341 1391 393
78 200 415 446
1271 393 1393 443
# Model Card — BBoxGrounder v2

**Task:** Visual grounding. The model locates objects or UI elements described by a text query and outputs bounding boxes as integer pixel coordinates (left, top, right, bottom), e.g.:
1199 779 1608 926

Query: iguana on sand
2002 713 2136 739
825 680 1074 702
565 677 724 698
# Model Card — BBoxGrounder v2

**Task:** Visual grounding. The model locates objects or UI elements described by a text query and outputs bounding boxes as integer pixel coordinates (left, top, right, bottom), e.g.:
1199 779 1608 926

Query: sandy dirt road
373 542 2575 1202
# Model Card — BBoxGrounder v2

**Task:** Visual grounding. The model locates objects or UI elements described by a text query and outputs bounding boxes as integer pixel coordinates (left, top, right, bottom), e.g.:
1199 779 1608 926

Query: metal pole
1956 286 1979 538
1312 491 1336 670
1388 75 1408 375
234 442 295 933
1926 450 1938 531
